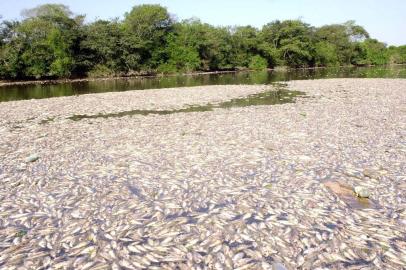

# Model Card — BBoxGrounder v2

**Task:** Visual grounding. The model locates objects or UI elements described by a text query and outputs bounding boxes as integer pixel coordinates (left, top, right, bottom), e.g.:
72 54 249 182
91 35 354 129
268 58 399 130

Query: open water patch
67 87 305 121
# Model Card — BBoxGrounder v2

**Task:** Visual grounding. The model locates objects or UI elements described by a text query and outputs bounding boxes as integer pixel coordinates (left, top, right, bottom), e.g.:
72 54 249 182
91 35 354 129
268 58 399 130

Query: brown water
1 65 406 102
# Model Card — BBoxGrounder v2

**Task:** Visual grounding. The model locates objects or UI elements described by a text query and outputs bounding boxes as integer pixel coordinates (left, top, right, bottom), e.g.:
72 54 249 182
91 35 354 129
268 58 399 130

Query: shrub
157 63 178 74
87 64 115 78
249 55 268 70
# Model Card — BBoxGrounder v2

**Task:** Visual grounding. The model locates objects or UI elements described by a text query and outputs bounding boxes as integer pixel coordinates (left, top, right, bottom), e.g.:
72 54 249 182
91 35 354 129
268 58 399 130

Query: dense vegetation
1 4 405 80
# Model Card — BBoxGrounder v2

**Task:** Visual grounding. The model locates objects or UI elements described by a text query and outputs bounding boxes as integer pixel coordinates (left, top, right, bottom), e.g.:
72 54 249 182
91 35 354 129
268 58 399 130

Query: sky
1 0 405 45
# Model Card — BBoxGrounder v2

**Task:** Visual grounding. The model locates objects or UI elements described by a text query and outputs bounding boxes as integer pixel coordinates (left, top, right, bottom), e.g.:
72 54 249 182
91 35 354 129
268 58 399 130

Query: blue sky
1 0 405 45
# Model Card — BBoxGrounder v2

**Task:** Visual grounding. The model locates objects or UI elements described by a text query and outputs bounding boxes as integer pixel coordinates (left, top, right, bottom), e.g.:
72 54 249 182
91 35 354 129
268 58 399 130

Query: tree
0 4 402 80
1 20 19 45
78 19 125 76
261 20 315 67
314 41 339 66
21 4 73 19
204 26 234 70
0 20 23 78
164 19 234 71
248 55 268 70
123 4 173 71
158 21 203 73
315 21 369 65
230 26 260 68
0 4 83 79
388 45 406 64
344 20 369 42
359 39 389 65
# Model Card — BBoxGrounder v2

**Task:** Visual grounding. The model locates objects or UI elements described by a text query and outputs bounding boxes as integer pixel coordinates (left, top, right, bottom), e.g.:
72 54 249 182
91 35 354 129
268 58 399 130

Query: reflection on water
1 65 406 102
68 87 305 121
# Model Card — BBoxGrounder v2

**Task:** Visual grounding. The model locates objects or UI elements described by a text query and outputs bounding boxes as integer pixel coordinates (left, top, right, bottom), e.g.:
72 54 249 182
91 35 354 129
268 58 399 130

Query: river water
1 65 405 102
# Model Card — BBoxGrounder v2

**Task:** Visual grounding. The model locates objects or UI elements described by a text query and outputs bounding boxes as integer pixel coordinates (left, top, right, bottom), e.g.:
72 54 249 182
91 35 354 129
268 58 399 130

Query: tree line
1 4 405 80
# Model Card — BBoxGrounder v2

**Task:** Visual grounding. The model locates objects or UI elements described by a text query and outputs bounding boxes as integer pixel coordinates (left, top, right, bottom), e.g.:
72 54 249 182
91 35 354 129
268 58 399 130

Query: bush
157 63 178 74
50 57 73 78
87 64 115 78
248 55 268 70
314 42 339 66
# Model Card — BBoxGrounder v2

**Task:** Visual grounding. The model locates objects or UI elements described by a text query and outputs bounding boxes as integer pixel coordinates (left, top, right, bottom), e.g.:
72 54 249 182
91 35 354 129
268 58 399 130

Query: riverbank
0 79 405 269
2 64 405 88
0 70 248 87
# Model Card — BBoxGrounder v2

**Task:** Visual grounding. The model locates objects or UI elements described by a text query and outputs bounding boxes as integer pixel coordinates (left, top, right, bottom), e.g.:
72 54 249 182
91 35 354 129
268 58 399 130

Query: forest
1 4 406 80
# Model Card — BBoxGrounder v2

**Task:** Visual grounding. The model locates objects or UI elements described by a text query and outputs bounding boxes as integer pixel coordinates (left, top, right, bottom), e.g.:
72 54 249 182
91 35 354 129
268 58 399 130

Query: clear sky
1 0 405 45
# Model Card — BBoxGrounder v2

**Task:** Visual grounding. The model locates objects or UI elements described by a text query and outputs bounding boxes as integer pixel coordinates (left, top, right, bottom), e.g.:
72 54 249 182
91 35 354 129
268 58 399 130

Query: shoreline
1 64 405 88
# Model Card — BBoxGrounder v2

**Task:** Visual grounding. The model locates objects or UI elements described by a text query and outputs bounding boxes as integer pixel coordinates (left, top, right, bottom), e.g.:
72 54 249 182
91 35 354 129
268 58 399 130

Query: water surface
1 65 405 102
68 87 305 121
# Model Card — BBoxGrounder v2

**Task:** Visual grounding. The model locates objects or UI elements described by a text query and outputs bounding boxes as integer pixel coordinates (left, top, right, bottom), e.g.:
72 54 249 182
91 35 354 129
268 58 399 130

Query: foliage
165 19 234 71
21 4 73 19
248 55 268 70
87 64 116 78
0 20 22 78
0 4 403 80
230 26 261 68
123 4 173 71
361 39 389 65
78 20 124 75
261 20 315 67
351 39 389 66
161 32 201 73
388 45 406 64
314 41 339 66
0 4 81 79
315 21 369 65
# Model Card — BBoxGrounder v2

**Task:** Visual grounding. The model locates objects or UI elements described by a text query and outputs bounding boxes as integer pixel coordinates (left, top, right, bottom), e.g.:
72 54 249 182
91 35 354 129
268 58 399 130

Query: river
1 65 405 102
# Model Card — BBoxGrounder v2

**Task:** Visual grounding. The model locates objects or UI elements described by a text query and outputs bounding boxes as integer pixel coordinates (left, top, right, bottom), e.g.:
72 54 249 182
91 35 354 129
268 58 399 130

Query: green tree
0 4 82 79
360 39 389 65
314 41 339 66
21 4 73 19
315 21 369 65
261 20 315 67
158 21 202 73
388 45 406 64
205 26 234 70
0 5 401 80
78 20 125 76
344 20 370 42
166 19 234 71
230 26 260 68
123 4 173 72
248 55 268 70
0 20 23 78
